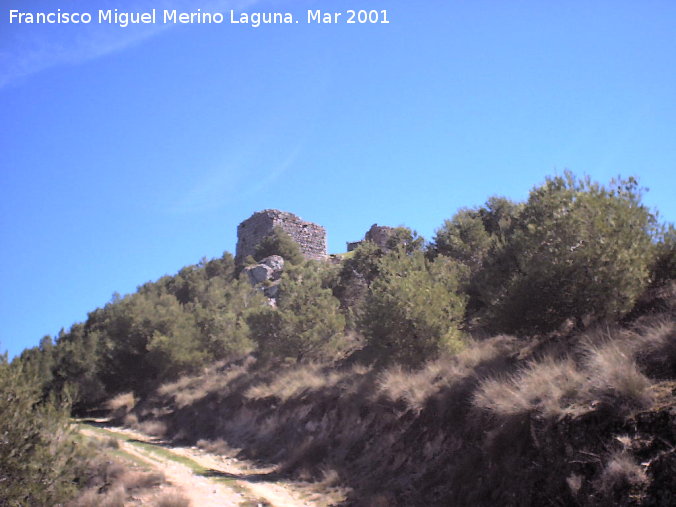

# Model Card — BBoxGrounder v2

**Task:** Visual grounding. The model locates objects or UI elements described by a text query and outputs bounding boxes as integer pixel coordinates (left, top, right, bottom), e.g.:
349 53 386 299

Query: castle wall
236 209 327 261
346 224 395 252
365 224 395 249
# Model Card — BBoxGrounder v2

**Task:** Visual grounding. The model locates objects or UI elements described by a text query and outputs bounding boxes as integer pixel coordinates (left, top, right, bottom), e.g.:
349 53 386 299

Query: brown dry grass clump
473 325 657 419
155 490 192 507
157 357 256 408
583 341 653 413
473 356 587 418
596 451 648 494
631 318 676 379
106 391 136 422
68 456 166 507
69 485 126 507
244 363 354 401
378 335 516 411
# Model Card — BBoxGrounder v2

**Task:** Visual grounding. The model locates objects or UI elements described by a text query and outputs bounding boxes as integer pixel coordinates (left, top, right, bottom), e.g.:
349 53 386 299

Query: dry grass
244 363 360 401
473 356 587 418
106 392 136 420
196 438 236 455
136 419 168 437
379 335 517 411
68 457 167 507
377 362 461 410
123 413 139 427
297 467 350 506
583 341 653 413
158 357 255 408
631 318 676 379
70 485 125 507
596 451 647 493
473 324 658 419
120 469 165 490
154 490 191 507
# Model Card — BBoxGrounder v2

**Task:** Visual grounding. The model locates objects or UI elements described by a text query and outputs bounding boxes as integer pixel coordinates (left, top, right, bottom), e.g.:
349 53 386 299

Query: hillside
124 284 675 505
3 172 675 506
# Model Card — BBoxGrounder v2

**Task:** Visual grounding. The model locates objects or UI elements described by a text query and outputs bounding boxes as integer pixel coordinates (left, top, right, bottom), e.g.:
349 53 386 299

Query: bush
360 248 466 365
383 226 425 253
247 262 346 362
430 197 520 323
480 173 657 333
254 227 304 265
650 224 676 285
432 198 520 266
0 357 82 506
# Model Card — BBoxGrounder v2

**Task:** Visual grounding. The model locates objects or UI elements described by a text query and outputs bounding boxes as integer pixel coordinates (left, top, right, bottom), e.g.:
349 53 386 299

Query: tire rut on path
79 423 334 506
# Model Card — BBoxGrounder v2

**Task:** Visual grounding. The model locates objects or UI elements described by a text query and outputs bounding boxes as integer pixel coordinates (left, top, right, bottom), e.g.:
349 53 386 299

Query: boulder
263 282 280 299
260 255 285 280
244 263 273 285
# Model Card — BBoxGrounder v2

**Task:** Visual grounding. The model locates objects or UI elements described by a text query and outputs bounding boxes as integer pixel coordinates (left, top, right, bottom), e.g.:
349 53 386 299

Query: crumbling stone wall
347 224 396 251
236 209 327 261
346 241 363 252
365 224 395 249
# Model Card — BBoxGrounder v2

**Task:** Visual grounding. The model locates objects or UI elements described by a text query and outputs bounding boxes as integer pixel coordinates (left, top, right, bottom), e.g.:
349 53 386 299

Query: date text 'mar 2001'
307 10 390 24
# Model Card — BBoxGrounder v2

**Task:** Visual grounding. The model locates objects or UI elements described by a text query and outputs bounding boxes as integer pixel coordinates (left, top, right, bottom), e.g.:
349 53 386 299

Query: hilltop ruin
236 209 327 262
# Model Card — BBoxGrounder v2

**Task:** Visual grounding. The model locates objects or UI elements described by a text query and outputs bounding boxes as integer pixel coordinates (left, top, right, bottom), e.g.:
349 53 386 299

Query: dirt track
79 423 343 506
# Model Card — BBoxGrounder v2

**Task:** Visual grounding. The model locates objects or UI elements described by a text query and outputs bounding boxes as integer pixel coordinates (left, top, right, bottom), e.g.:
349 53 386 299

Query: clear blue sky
1 0 675 358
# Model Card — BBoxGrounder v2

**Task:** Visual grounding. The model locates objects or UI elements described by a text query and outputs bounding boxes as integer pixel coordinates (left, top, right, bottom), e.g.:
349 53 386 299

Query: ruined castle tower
347 224 396 252
236 209 327 261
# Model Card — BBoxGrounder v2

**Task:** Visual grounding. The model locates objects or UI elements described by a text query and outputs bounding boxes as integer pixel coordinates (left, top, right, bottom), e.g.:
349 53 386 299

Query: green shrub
384 226 425 253
254 227 304 265
247 262 346 362
334 228 424 329
650 224 676 285
479 173 657 333
333 241 383 324
360 248 466 365
431 197 521 323
0 357 81 506
431 197 520 271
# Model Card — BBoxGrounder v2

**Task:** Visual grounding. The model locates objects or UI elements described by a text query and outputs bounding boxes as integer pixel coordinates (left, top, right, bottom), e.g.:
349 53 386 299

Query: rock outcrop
242 255 285 301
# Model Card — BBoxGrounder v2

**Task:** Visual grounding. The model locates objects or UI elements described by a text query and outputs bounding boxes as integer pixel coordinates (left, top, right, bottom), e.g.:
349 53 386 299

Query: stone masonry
236 209 327 261
364 224 396 249
347 224 396 251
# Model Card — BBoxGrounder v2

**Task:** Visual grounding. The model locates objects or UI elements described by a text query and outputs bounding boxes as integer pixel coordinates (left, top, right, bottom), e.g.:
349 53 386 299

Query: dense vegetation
0 356 82 506
4 172 674 504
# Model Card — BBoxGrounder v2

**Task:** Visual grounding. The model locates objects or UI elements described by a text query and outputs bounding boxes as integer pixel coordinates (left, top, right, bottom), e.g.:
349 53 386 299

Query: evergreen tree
361 248 466 365
0 357 81 506
254 227 304 265
480 173 657 333
247 262 346 362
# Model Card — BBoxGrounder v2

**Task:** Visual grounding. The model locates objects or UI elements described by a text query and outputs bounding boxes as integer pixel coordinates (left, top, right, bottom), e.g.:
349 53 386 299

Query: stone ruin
236 209 327 262
347 224 396 252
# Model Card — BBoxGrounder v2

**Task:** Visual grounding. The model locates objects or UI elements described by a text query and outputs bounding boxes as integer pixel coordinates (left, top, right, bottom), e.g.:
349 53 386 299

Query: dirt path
79 423 343 506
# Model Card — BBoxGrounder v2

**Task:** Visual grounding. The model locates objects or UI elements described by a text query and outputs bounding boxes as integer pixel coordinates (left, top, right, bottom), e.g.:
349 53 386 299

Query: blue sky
1 0 675 358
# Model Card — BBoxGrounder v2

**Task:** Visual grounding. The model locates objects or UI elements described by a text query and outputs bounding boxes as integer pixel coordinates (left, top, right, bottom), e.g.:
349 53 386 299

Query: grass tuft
597 451 647 493
155 491 192 507
473 356 586 418
583 341 653 414
379 335 516 411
